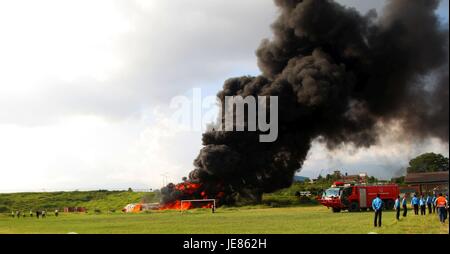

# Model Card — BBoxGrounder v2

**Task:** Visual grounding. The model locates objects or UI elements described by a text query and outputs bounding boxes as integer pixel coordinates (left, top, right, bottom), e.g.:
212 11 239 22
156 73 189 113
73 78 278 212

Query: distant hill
0 190 158 213
293 176 310 182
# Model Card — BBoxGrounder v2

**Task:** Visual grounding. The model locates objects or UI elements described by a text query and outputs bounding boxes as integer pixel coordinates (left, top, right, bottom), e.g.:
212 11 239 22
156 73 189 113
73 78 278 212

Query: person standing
372 194 384 227
394 195 401 220
432 194 437 214
435 193 448 224
402 195 408 217
426 194 433 214
446 194 449 220
411 194 419 215
420 195 426 215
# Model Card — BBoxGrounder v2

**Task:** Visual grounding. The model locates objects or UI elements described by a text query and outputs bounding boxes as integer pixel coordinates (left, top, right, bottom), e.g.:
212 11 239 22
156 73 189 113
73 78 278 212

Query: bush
0 206 8 213
298 196 313 204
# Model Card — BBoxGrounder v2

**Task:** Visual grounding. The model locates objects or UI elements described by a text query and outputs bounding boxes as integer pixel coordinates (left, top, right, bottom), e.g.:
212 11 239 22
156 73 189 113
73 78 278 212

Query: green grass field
0 206 448 234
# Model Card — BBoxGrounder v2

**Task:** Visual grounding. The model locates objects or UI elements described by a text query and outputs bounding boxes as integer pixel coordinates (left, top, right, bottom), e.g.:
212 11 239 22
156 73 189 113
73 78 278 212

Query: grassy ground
0 206 448 234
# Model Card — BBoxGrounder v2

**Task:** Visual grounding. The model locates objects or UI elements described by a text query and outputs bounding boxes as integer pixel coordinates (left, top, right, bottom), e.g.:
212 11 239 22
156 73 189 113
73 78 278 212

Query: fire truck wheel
348 202 360 212
332 208 341 213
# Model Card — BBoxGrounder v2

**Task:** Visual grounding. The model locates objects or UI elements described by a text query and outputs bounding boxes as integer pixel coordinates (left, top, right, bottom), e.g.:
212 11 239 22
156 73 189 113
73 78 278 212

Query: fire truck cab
319 182 399 213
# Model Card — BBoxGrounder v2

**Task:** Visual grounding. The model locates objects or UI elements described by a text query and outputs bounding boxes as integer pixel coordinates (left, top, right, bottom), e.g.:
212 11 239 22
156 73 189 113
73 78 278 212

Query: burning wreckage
123 182 220 212
157 0 449 211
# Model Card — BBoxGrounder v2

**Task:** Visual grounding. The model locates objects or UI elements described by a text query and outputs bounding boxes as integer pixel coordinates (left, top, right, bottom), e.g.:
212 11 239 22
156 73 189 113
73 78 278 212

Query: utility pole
160 172 169 187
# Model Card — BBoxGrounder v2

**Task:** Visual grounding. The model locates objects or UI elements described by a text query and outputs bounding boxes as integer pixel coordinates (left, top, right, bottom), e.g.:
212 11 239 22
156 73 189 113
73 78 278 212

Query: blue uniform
419 198 425 206
402 198 407 206
411 196 420 215
372 197 384 227
401 197 408 217
426 196 433 204
394 199 401 209
432 196 437 214
372 197 383 211
419 197 427 215
394 198 401 220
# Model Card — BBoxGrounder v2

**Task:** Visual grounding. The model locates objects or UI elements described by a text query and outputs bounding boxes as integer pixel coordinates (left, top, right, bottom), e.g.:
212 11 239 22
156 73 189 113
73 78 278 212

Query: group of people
372 193 449 227
399 193 449 223
11 209 59 219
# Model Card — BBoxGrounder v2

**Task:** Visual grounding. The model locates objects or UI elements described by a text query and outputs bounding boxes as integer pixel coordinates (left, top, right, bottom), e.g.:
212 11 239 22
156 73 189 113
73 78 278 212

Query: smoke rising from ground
163 0 449 204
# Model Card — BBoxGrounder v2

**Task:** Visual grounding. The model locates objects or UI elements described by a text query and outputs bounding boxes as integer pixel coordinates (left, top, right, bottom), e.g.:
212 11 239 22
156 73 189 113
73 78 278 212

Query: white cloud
0 0 129 89
0 0 276 125
0 110 203 192
0 0 447 192
0 0 276 191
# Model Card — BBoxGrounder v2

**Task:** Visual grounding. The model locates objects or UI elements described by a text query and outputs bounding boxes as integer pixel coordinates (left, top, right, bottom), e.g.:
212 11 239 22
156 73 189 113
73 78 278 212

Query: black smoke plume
162 0 449 205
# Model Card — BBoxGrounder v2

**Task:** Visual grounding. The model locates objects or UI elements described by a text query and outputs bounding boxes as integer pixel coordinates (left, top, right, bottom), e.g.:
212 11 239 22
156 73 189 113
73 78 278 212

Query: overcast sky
0 0 448 192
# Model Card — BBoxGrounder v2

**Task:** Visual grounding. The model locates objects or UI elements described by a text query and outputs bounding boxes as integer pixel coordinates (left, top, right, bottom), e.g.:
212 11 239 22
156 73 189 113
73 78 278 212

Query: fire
159 181 223 211
175 182 201 194
159 200 213 211
159 200 192 210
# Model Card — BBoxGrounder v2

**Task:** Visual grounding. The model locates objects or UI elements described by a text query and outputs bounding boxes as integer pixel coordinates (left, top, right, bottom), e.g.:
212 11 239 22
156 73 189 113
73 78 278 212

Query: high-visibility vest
436 197 447 207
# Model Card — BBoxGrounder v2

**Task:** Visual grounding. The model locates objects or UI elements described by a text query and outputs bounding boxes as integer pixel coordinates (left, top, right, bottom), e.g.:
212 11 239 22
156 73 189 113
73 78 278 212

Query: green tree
407 153 449 173
391 176 405 184
368 176 378 183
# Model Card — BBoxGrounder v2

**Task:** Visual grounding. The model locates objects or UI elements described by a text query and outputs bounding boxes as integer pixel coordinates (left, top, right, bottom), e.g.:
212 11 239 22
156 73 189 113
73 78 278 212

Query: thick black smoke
163 0 449 205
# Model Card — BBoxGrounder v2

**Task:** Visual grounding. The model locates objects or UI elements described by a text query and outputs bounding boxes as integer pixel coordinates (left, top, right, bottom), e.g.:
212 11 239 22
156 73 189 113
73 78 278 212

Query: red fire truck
319 182 400 213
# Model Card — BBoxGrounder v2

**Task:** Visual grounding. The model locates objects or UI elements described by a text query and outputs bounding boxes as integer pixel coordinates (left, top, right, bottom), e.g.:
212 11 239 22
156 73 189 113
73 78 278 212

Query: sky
0 0 448 192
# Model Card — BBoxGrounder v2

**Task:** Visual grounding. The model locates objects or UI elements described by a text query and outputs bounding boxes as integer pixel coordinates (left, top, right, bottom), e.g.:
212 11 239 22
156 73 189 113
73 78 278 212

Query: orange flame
159 182 217 210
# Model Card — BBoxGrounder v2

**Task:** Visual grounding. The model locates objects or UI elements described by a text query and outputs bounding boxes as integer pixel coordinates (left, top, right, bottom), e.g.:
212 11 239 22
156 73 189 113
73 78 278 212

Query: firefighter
446 194 449 220
11 211 15 218
426 194 433 214
419 195 426 216
372 194 383 227
432 194 437 214
394 195 401 220
435 193 448 224
411 194 419 215
402 195 408 217
55 209 59 217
